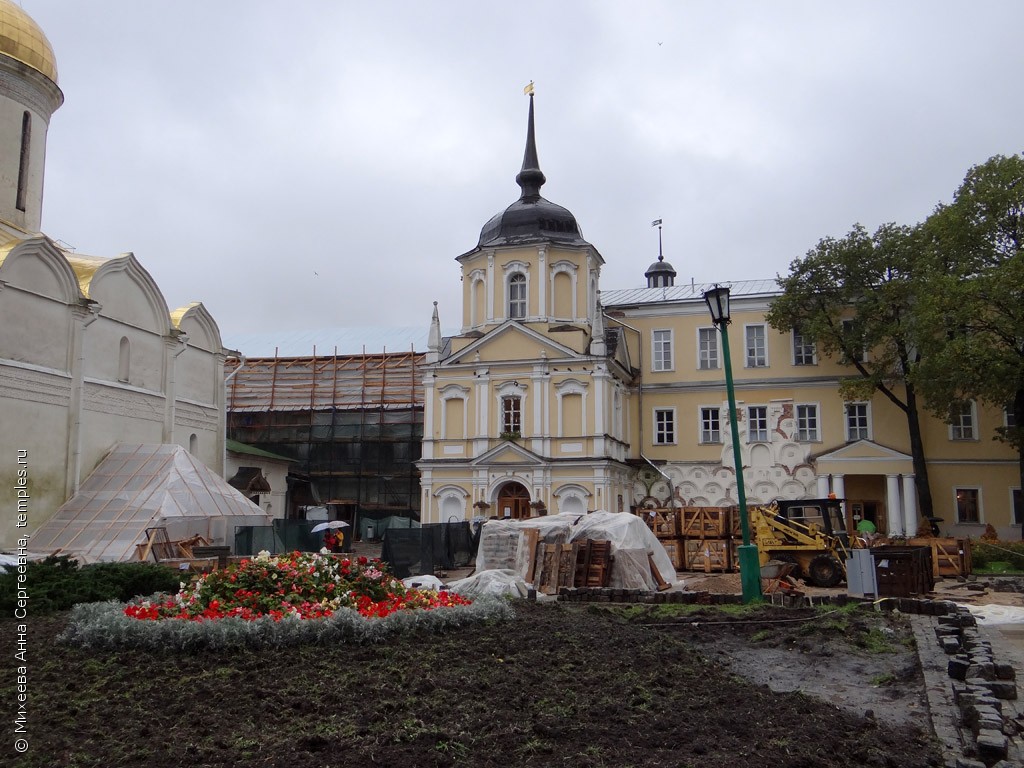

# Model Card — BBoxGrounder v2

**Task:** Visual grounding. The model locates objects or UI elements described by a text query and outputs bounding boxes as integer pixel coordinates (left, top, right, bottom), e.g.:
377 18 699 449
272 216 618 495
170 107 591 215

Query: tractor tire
774 554 803 580
808 554 843 588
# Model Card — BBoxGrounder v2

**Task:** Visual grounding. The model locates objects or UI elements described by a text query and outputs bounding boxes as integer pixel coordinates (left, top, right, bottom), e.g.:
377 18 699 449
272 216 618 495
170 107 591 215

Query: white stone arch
554 483 591 515
501 260 531 320
87 253 170 335
554 377 588 436
0 238 81 303
548 259 578 319
434 485 469 522
438 383 469 439
171 302 222 353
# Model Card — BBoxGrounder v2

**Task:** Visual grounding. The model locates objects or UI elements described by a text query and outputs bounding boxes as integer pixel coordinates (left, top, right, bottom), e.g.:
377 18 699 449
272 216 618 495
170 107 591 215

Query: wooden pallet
535 542 579 595
574 540 613 588
680 507 731 538
683 538 732 573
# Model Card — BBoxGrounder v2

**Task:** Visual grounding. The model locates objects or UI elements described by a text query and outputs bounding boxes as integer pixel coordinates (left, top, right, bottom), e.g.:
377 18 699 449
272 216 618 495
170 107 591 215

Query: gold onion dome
0 0 58 84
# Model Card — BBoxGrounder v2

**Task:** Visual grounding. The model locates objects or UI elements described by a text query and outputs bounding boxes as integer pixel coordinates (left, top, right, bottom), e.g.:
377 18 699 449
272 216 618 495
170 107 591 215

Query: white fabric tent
475 511 679 591
31 443 272 562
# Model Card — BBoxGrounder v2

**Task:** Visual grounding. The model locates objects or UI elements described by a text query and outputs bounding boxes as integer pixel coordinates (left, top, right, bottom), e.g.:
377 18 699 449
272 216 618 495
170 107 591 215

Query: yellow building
419 95 1021 541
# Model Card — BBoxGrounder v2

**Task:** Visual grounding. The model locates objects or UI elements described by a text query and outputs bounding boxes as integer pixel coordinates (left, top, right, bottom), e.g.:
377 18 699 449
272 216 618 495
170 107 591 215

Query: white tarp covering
30 444 272 562
448 569 531 598
475 511 679 591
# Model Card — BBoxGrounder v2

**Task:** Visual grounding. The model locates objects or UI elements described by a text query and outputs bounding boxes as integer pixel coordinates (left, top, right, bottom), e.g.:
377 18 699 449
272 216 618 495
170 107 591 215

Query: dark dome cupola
645 220 676 287
477 92 588 248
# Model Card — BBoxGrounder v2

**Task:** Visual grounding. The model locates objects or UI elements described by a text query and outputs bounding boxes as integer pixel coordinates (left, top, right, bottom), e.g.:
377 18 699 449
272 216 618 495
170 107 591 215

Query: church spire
515 90 546 201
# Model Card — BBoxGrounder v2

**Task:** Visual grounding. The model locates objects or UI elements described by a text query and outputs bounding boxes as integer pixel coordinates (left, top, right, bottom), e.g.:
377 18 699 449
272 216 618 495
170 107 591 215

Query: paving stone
949 657 971 680
995 663 1017 681
955 759 986 768
942 637 963 654
984 680 1019 700
976 730 1009 763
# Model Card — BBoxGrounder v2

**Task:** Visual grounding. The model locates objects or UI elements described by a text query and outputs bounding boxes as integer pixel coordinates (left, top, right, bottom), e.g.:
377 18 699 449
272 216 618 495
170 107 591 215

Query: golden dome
0 1 58 84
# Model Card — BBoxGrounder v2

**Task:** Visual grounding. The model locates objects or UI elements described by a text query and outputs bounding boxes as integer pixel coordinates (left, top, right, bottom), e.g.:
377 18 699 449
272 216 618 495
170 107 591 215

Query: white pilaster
816 475 831 497
886 474 904 536
832 474 846 502
902 475 918 537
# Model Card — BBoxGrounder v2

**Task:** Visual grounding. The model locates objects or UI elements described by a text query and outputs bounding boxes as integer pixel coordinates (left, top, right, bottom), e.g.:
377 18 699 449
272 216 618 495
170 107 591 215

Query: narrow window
501 396 522 435
16 111 31 212
792 328 816 366
652 329 673 371
700 407 721 444
189 433 198 455
955 488 980 524
841 319 866 363
118 336 130 383
747 406 768 442
508 273 527 319
654 409 675 444
845 403 870 441
698 327 719 370
795 404 819 441
949 401 976 440
1012 489 1022 526
1004 404 1017 430
745 325 767 367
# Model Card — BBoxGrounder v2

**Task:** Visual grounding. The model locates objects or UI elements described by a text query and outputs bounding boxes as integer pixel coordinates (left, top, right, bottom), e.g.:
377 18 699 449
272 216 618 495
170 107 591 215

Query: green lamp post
704 285 762 603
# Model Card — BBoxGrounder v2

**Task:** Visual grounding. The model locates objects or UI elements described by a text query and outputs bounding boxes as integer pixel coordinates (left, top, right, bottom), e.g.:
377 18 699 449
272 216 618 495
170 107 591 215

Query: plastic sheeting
448 569 531 599
30 444 272 562
475 511 679 591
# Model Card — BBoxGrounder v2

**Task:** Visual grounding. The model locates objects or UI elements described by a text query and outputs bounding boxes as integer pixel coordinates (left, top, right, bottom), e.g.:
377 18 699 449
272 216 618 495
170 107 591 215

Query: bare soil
1 600 941 768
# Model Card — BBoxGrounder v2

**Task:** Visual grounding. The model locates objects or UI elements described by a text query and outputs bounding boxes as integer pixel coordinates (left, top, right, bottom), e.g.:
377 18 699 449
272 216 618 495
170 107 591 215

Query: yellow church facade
418 94 1020 542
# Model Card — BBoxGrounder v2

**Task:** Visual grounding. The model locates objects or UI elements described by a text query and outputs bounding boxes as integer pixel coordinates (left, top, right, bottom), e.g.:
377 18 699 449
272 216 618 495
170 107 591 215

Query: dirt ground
2 599 941 768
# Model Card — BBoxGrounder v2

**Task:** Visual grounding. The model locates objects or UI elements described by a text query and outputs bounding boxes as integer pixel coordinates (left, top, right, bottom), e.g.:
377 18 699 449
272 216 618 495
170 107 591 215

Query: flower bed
60 551 513 651
124 551 470 622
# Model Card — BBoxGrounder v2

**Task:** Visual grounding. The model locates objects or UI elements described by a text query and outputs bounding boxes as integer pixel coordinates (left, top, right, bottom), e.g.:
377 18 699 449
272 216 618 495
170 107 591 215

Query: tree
916 154 1024 506
765 222 936 520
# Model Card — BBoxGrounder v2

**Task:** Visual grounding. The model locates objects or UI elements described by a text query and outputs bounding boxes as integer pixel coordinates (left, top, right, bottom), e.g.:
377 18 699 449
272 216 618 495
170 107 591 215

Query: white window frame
500 395 522 435
508 272 527 320
845 402 871 442
1005 405 1017 430
948 401 978 441
954 486 982 524
744 324 768 368
795 403 820 442
792 328 817 366
699 406 721 444
651 329 674 372
747 405 769 443
697 327 719 370
841 318 867 363
653 408 676 445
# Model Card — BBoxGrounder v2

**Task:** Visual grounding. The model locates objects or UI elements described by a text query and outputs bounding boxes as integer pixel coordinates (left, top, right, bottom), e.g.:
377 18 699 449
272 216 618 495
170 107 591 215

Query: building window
508 273 527 319
955 488 980 524
189 433 198 455
1012 489 1022 525
118 336 130 383
16 111 30 212
845 403 870 441
699 407 721 444
745 325 767 367
747 406 768 442
698 327 719 370
654 409 675 445
795 404 819 441
792 328 816 366
652 329 673 371
841 319 866 363
949 401 977 441
501 396 522 435
1005 405 1017 430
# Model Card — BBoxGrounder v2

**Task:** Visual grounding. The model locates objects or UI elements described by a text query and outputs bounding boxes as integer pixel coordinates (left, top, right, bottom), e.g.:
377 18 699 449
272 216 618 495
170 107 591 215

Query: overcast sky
24 1 1024 347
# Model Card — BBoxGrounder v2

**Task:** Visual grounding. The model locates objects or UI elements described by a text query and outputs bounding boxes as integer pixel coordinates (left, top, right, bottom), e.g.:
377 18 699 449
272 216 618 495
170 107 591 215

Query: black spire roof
645 221 676 287
476 93 588 249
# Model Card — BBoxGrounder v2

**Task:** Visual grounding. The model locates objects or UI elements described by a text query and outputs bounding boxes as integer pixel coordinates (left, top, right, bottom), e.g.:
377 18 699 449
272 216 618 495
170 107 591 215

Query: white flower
256 550 272 561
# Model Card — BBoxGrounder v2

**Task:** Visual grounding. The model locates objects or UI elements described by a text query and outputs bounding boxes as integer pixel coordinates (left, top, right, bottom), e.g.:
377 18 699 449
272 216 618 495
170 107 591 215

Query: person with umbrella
311 520 349 553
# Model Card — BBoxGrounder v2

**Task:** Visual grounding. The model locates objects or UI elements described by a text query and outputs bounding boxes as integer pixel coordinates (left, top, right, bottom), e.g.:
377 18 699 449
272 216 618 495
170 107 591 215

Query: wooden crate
680 507 731 539
683 538 732 573
659 538 685 571
637 508 680 538
908 537 972 578
574 539 613 588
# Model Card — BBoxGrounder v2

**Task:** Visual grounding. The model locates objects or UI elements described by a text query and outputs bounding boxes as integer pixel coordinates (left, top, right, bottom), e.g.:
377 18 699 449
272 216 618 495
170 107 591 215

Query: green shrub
0 555 182 615
971 541 1024 573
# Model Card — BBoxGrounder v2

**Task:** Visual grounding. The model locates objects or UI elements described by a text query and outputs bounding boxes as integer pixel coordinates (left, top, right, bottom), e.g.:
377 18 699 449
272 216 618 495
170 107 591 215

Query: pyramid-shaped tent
31 444 272 562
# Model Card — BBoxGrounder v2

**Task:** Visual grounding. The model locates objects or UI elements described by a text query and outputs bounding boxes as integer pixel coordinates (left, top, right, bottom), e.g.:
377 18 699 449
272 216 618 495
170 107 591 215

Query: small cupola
644 220 676 288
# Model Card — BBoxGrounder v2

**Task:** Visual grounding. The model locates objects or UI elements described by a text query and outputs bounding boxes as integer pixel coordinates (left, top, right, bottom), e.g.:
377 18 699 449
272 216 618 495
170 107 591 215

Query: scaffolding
226 349 425 524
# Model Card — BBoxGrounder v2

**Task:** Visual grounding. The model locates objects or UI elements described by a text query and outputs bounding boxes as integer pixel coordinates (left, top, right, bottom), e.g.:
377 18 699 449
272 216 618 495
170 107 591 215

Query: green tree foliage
765 222 935 518
917 153 1024 495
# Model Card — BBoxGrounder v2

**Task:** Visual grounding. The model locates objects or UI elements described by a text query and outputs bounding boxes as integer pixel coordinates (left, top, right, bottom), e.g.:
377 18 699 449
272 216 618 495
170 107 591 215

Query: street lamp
703 284 762 603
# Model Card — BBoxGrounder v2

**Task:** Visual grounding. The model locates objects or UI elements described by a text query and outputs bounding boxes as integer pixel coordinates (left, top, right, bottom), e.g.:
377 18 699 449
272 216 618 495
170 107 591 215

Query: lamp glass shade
703 285 731 325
